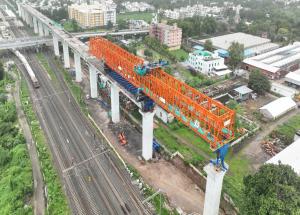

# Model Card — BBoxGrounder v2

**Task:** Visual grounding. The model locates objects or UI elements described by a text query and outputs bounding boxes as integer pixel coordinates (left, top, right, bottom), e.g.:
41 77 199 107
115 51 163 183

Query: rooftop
244 42 300 73
285 69 300 86
234 85 253 95
266 138 300 175
259 97 297 118
199 32 271 50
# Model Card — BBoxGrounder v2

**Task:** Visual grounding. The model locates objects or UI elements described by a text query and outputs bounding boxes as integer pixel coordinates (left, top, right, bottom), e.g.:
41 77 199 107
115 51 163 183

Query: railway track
9 20 150 214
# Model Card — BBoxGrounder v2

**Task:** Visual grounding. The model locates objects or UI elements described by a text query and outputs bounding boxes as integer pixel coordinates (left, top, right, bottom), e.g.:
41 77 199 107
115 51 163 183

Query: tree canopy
228 42 244 69
248 69 270 95
242 164 300 215
204 39 213 51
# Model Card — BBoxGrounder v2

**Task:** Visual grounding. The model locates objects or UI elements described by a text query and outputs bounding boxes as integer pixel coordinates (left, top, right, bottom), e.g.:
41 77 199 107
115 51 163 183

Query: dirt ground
241 93 278 121
86 96 206 214
71 60 225 214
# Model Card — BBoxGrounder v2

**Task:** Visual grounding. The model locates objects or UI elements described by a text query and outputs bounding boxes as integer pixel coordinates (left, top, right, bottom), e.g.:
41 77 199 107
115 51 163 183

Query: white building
121 2 155 12
271 82 298 97
259 97 297 120
266 138 300 175
187 50 225 75
285 69 300 88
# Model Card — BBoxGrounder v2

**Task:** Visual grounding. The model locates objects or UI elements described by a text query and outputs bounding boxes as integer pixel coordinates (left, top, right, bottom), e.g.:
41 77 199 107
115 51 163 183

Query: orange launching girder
89 37 235 150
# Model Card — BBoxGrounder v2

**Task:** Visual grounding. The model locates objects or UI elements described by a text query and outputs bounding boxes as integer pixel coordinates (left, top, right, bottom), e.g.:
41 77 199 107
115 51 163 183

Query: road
10 21 149 214
12 71 45 215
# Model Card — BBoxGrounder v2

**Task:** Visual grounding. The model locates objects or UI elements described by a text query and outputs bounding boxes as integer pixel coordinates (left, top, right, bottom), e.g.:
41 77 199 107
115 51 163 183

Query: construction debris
261 140 281 156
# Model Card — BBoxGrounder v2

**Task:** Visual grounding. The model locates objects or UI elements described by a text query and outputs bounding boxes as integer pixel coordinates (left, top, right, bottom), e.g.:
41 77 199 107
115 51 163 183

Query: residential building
149 23 182 50
187 50 225 75
121 1 155 12
163 4 223 20
68 2 116 28
243 42 300 79
128 20 149 30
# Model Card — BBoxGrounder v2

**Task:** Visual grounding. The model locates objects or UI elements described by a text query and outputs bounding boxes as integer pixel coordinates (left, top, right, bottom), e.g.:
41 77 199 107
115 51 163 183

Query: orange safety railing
89 37 235 150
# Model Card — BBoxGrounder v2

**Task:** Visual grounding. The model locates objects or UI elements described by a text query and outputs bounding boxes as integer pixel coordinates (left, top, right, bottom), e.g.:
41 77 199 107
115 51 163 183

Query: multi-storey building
68 2 116 28
149 23 182 50
188 50 225 75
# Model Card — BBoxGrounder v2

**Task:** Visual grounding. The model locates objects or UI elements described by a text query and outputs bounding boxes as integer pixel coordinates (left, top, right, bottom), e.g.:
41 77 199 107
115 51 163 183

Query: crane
89 37 235 150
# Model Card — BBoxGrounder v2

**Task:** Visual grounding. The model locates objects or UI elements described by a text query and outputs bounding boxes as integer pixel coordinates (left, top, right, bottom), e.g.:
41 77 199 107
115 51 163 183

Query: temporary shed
259 97 297 120
266 138 300 175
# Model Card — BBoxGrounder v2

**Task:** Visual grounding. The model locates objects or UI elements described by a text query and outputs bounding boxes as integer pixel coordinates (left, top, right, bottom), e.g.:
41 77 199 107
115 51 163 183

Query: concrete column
53 34 60 56
38 21 44 36
28 14 33 27
62 42 70 68
17 4 21 17
25 11 29 24
203 163 228 215
139 110 155 161
74 52 82 82
33 17 38 34
21 9 25 21
44 25 50 36
110 84 120 123
89 66 98 98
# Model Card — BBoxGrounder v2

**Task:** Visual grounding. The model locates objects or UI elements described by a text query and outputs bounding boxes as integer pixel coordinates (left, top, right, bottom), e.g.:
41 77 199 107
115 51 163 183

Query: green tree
248 69 270 95
228 42 244 69
242 164 300 215
144 49 153 57
0 62 4 81
204 39 213 51
106 21 113 30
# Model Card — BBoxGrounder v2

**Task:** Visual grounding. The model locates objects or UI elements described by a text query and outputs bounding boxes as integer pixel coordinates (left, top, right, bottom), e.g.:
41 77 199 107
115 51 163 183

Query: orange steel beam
89 37 235 150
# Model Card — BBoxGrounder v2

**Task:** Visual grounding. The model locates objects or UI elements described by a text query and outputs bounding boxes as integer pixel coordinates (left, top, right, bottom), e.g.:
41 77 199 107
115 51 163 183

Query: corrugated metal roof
266 138 300 175
259 97 297 118
285 70 300 86
234 85 253 95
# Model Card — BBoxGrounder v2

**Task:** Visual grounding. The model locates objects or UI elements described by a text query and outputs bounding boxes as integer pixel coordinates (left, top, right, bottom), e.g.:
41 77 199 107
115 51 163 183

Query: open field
117 12 153 23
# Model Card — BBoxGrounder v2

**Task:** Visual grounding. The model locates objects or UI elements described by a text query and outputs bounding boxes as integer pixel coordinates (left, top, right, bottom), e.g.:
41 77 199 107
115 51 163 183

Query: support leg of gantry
53 34 60 56
89 66 98 99
203 163 228 215
74 52 82 82
110 84 120 123
62 42 70 68
139 110 155 161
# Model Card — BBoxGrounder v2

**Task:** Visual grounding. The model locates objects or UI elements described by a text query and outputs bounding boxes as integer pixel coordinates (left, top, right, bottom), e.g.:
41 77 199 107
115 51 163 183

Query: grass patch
154 124 205 166
223 151 251 209
117 12 153 23
271 113 300 147
20 77 70 215
0 77 33 215
36 53 57 82
170 49 188 61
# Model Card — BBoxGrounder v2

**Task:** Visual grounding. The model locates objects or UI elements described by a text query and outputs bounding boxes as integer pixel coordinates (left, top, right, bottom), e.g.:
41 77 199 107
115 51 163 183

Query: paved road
12 72 45 215
10 22 149 214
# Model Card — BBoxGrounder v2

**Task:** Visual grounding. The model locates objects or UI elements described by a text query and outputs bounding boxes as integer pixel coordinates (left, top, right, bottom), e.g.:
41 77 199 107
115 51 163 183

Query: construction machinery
89 37 235 150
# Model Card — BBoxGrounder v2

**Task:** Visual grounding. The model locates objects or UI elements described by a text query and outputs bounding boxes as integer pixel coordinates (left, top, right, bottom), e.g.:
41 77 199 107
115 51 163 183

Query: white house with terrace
187 50 226 75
